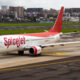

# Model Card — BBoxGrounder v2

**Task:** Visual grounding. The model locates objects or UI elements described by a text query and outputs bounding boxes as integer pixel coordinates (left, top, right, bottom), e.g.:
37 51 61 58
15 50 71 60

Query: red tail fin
49 6 64 33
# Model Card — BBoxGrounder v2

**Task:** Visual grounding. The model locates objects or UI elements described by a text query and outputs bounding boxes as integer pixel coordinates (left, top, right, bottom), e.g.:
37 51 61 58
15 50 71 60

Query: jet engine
29 46 42 55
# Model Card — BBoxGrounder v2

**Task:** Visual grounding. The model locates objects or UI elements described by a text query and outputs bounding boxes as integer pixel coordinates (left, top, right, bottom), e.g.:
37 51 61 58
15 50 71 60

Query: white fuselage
0 33 61 53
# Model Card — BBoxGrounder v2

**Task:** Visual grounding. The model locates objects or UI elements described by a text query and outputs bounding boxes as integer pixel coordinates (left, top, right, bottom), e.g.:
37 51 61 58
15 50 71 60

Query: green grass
0 29 46 34
62 29 80 33
0 22 80 27
63 22 80 25
0 29 80 35
0 23 53 27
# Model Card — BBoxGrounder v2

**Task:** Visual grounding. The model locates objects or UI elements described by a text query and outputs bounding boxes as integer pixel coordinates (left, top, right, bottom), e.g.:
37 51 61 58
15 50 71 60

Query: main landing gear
18 51 24 56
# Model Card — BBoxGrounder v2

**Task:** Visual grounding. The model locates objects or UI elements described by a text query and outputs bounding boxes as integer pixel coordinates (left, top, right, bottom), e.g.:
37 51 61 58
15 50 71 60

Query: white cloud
0 0 80 9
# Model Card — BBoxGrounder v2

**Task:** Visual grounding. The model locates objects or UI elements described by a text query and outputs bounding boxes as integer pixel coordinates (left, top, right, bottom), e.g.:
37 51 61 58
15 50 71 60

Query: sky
0 0 80 10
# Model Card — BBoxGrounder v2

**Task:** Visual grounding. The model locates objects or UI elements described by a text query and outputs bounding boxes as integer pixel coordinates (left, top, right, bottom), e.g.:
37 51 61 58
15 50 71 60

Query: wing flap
41 41 80 47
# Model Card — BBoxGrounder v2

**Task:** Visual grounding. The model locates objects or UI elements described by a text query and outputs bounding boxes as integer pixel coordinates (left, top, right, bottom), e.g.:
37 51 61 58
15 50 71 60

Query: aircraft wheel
18 51 24 56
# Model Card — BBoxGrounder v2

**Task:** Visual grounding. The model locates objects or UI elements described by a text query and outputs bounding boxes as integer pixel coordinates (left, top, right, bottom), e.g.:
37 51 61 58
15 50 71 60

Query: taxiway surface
0 56 80 80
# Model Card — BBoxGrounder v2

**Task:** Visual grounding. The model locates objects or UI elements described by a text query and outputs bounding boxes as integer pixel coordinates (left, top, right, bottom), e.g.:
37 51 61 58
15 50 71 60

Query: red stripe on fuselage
20 32 59 37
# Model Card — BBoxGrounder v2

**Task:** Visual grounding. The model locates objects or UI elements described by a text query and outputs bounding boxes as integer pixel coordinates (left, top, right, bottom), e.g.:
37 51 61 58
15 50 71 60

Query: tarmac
0 32 80 80
0 25 80 30
0 56 80 80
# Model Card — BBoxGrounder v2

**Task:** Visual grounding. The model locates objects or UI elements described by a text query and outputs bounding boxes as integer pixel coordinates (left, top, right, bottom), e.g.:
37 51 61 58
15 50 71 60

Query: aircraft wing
40 41 80 47
24 41 80 49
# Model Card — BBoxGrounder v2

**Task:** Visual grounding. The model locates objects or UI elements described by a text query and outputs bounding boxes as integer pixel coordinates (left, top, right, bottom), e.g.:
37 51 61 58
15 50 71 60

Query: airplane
0 6 80 56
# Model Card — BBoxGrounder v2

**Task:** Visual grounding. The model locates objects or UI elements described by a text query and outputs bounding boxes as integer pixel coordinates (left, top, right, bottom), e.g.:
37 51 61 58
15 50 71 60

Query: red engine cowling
29 46 42 55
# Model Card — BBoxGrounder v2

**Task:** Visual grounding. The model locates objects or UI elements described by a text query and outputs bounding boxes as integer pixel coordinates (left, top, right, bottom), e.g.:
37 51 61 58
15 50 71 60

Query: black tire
18 51 24 56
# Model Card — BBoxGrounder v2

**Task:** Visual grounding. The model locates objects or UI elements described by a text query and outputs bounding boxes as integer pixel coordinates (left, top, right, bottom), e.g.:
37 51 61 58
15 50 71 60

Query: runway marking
42 51 67 55
55 53 67 55
0 59 80 72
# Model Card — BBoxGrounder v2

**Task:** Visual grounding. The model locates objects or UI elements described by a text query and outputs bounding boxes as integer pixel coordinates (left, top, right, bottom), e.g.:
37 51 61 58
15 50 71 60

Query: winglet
49 6 64 33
